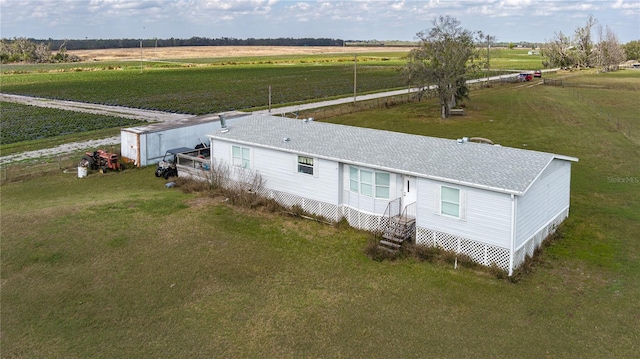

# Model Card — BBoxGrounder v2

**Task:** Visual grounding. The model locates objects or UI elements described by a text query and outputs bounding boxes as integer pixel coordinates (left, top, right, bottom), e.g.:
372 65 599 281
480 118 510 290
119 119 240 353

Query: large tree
406 16 476 118
544 31 576 69
544 15 627 71
595 25 626 72
623 40 640 61
573 14 597 68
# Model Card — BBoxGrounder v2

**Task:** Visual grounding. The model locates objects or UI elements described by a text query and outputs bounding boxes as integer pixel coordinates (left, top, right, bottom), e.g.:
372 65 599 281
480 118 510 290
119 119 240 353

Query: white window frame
360 169 373 197
348 166 390 199
297 155 315 175
375 172 390 199
436 185 466 220
232 145 251 169
349 166 359 193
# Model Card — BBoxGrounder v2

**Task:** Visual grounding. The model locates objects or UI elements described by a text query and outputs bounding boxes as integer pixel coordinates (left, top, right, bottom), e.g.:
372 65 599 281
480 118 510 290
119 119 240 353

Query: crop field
1 64 407 115
1 56 639 358
0 48 541 117
0 102 142 145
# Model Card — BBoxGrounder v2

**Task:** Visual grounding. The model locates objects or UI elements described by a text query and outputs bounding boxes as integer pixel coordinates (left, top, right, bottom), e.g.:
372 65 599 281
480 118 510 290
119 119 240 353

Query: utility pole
140 39 143 74
353 54 357 105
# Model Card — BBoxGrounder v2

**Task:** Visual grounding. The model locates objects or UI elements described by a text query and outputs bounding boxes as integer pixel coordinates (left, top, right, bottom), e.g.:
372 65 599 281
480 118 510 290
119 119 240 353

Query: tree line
0 37 345 63
0 38 81 64
543 15 636 72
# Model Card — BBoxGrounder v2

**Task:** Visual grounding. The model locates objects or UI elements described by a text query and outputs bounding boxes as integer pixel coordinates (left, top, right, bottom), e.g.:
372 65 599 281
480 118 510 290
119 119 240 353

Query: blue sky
1 0 638 43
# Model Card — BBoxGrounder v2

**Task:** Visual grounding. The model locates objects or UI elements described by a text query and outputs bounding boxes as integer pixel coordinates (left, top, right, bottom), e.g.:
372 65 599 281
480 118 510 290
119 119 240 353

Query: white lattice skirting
415 207 570 273
339 206 387 232
416 227 511 271
260 191 390 232
264 189 341 222
513 207 569 270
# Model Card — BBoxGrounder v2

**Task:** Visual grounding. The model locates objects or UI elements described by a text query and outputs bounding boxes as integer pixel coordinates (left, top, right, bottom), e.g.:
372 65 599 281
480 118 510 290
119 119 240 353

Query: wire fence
543 79 636 142
2 154 84 182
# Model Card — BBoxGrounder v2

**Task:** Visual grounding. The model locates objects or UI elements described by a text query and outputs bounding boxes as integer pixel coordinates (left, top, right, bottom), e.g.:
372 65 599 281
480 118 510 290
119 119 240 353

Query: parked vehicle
518 73 533 82
155 144 211 179
534 70 542 78
79 149 123 173
155 147 198 179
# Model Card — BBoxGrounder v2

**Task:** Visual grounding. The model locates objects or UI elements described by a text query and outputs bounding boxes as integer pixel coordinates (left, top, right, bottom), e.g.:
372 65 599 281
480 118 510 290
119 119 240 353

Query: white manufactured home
207 114 578 274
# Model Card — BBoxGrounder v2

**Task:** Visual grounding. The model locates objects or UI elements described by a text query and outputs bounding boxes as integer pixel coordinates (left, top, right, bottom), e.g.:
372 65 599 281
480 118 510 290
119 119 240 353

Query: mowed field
1 49 639 358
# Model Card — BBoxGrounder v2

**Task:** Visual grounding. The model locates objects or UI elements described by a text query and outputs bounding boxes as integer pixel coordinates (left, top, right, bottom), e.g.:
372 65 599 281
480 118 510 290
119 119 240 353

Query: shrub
174 176 214 193
489 263 508 280
402 242 442 261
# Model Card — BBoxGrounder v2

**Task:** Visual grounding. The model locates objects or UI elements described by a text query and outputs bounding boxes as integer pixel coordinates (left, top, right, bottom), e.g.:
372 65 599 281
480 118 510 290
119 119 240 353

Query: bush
402 243 442 261
174 176 214 193
489 263 508 279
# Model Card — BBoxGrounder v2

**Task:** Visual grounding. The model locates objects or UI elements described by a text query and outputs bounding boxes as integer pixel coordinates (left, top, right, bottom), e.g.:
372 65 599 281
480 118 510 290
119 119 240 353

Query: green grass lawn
2 70 639 357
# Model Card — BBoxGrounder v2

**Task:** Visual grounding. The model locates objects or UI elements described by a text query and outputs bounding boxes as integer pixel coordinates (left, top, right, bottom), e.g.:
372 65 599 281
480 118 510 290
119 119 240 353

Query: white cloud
0 0 637 42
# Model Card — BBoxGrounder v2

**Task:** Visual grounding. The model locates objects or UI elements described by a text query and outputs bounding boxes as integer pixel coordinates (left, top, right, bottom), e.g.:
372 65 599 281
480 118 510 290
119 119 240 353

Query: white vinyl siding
417 178 512 248
214 144 341 205
515 159 572 248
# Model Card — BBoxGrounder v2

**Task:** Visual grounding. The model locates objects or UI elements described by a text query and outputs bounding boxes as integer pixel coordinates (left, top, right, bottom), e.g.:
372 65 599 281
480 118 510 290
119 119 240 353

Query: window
375 172 390 199
349 166 390 199
232 145 250 168
350 166 359 192
360 170 373 197
298 156 314 175
441 186 460 217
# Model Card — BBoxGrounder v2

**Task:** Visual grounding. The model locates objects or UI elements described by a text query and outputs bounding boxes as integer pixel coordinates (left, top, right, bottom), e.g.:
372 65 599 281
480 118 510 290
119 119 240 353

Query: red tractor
79 150 123 173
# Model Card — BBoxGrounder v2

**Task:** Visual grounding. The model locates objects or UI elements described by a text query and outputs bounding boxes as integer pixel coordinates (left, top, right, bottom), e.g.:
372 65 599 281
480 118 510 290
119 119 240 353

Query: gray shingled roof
208 114 577 195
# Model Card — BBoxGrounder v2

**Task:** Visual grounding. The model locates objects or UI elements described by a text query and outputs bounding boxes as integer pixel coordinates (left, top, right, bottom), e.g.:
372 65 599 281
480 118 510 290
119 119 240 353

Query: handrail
400 202 416 223
383 198 401 221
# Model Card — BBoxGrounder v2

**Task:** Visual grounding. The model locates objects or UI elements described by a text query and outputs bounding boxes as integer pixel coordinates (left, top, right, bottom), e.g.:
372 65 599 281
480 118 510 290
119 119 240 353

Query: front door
402 175 417 213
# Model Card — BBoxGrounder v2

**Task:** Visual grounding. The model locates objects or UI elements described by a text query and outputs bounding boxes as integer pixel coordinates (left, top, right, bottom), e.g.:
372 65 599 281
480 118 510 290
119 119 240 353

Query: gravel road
1 71 526 165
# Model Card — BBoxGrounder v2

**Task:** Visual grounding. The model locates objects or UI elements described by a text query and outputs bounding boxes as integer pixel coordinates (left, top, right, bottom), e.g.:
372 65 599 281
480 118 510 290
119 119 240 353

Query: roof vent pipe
220 114 227 128
220 114 229 133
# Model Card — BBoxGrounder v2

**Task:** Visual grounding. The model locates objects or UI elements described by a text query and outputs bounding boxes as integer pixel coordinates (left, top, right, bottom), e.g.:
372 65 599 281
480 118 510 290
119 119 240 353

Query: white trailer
120 111 248 167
